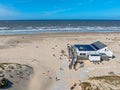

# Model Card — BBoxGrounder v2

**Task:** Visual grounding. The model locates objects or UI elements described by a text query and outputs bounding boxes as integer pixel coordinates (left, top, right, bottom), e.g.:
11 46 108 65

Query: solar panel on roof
74 45 96 51
74 41 107 51
91 41 106 50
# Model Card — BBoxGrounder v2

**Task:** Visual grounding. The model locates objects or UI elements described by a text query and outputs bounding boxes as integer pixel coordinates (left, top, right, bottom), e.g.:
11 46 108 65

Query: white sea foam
0 27 9 30
0 26 120 35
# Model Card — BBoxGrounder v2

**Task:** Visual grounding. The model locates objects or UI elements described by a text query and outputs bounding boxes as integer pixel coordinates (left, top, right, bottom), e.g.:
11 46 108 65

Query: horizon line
1 19 120 21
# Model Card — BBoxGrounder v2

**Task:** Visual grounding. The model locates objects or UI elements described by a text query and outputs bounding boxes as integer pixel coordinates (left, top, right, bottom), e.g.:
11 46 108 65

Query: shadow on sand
0 78 13 89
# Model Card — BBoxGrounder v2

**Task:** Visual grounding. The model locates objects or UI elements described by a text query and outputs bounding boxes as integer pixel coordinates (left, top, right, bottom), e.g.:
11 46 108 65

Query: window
80 53 86 55
105 49 106 51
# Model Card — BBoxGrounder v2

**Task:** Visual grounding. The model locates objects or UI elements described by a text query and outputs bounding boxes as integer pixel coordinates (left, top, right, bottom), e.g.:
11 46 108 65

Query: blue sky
0 0 120 20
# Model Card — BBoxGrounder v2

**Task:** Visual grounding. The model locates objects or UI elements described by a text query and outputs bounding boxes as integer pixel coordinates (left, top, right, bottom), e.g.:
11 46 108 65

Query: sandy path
51 60 89 90
28 59 55 90
28 60 42 90
52 59 69 90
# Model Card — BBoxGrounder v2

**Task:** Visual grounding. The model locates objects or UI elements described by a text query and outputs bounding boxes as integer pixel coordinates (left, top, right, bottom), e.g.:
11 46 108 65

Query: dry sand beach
0 33 120 90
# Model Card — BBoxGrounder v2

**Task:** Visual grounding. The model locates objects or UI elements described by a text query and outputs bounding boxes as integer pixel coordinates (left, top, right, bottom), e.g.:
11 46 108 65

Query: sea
0 20 120 35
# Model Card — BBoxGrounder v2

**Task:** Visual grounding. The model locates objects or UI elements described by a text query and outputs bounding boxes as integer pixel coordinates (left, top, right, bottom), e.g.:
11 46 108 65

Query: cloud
0 4 19 18
42 8 72 16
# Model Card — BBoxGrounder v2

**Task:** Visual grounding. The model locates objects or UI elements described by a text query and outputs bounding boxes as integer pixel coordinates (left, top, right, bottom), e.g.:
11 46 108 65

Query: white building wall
87 51 99 55
105 50 113 57
77 50 98 56
98 47 113 57
76 48 80 56
98 47 107 53
76 46 113 58
89 55 100 62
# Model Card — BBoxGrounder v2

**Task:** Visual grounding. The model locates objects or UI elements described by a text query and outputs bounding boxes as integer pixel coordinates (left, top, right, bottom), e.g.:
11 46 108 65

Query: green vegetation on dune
89 76 120 81
80 76 120 90
0 63 33 89
80 82 99 90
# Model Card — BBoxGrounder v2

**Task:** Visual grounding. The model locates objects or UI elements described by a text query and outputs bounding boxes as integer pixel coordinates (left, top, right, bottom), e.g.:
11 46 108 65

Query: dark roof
91 41 107 50
74 41 107 51
74 45 96 51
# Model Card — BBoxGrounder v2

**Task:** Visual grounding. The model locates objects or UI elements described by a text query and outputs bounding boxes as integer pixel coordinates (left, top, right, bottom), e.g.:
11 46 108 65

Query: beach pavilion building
74 41 113 62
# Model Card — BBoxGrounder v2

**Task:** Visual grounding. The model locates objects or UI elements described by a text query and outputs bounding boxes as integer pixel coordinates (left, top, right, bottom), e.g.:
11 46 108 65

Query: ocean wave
0 26 120 34
0 27 9 30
